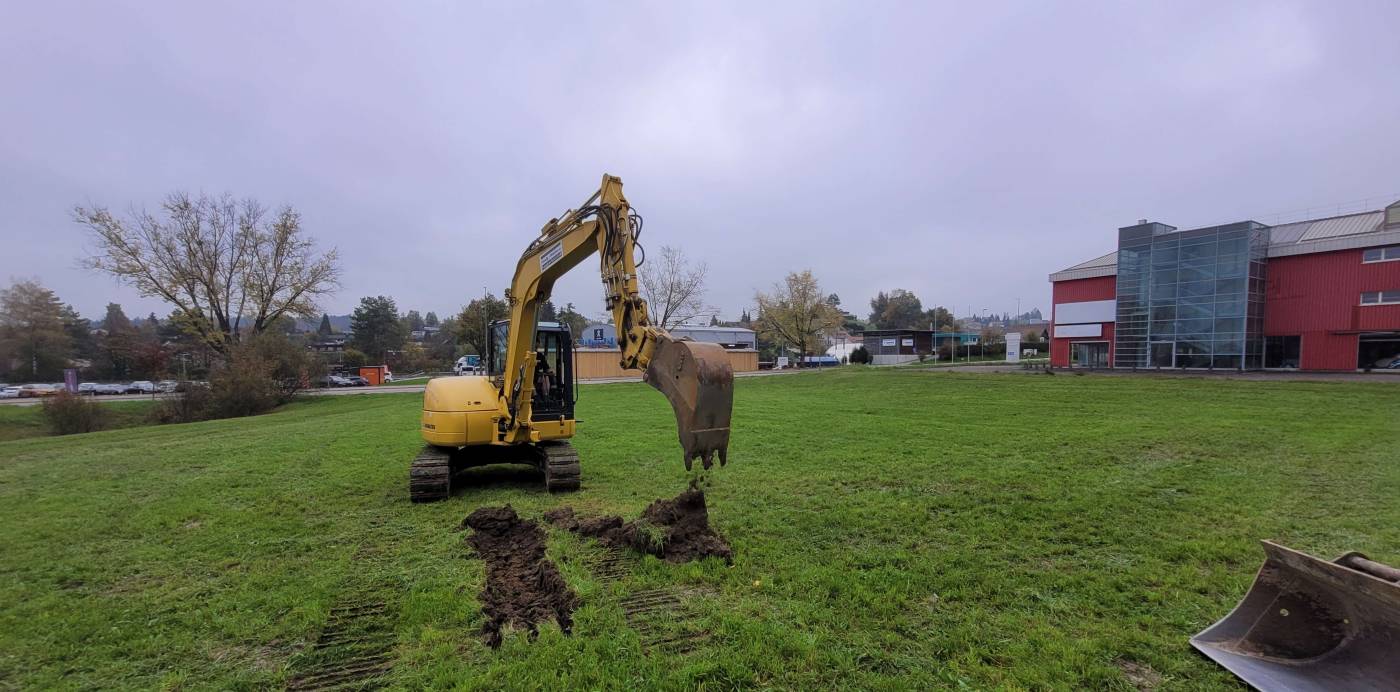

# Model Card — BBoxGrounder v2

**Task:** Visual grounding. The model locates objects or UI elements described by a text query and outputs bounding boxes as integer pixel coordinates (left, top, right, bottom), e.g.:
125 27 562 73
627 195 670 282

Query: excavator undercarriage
409 441 582 503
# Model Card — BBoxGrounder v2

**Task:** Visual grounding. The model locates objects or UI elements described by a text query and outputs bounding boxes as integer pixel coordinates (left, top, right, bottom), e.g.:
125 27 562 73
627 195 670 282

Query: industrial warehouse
1050 200 1400 371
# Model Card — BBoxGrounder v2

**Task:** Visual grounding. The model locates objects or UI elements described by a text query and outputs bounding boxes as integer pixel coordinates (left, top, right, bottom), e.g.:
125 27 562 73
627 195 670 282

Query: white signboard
881 338 896 347
776 356 789 369
900 338 913 346
1054 323 1102 338
1005 332 1021 363
1054 299 1115 325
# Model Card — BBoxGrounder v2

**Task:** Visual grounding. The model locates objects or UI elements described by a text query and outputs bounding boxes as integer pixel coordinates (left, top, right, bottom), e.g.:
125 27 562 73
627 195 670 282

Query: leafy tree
349 296 406 363
738 309 751 327
103 303 132 333
424 311 439 328
59 304 95 362
555 302 588 343
849 345 871 364
827 293 841 307
754 270 842 359
709 314 721 326
96 303 135 379
454 292 508 357
639 245 711 329
75 192 340 351
537 300 558 323
0 280 72 380
925 305 957 332
317 313 334 337
869 289 924 329
342 348 368 368
403 309 425 332
425 316 458 363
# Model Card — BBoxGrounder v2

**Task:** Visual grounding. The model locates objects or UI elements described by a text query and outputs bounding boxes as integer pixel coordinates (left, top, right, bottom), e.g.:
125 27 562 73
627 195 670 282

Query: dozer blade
643 335 734 471
1191 540 1400 691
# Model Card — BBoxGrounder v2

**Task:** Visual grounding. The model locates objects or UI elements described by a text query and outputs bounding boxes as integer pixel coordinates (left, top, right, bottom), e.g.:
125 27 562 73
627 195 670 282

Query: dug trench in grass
462 486 731 649
461 506 577 649
545 483 733 564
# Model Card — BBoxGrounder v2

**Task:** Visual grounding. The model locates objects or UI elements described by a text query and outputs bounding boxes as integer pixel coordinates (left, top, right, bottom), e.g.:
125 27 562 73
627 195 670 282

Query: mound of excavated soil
544 487 732 564
463 506 578 648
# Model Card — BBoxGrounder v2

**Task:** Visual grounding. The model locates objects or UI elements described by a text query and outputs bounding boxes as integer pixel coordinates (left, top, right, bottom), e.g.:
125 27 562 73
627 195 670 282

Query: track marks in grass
286 587 396 691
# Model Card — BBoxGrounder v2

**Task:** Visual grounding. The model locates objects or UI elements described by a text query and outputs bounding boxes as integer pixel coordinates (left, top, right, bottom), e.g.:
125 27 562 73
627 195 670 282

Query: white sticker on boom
540 242 563 271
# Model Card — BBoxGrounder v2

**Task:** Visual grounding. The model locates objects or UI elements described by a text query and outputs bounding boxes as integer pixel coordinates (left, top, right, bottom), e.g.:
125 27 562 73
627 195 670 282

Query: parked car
78 382 98 394
0 386 20 399
454 357 483 375
319 374 349 388
344 375 369 387
94 383 127 395
1388 359 1400 369
156 380 179 393
18 384 57 397
127 381 156 393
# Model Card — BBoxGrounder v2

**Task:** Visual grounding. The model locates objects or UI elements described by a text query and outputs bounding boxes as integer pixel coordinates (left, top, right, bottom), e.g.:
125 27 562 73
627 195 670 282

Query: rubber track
408 445 452 503
539 441 581 493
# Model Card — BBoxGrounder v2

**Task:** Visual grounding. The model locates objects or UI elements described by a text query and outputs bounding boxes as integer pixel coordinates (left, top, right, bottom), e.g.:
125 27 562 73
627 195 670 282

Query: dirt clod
463 505 578 648
547 488 732 564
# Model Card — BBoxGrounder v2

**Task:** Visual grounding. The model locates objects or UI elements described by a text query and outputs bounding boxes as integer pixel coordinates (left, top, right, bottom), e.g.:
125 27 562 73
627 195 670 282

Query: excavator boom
496 175 732 468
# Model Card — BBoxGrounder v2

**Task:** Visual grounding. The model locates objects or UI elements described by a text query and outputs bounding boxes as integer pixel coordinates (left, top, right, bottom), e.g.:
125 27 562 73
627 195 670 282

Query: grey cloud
2 0 1397 323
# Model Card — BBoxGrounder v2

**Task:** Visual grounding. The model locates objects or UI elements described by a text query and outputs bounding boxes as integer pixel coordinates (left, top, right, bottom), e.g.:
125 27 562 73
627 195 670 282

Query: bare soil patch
463 506 578 648
545 487 732 564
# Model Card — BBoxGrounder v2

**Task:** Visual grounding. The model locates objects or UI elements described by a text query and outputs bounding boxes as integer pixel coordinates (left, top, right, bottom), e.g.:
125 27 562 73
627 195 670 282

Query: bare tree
639 245 712 330
75 192 339 351
754 270 843 359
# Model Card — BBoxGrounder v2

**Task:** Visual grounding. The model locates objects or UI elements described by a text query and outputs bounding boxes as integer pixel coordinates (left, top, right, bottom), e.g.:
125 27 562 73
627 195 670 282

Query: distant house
410 325 441 343
667 325 756 350
309 332 349 354
859 329 980 365
579 323 617 348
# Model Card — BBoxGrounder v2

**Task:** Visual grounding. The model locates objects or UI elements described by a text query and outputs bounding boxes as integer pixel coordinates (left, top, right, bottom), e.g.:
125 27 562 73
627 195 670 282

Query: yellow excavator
409 175 734 502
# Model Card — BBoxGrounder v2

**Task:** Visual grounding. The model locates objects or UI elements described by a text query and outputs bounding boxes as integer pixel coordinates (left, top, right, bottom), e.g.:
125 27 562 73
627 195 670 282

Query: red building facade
1049 203 1400 371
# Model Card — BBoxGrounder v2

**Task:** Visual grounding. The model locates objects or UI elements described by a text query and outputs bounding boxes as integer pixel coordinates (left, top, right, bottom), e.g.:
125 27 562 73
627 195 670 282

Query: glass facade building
1114 220 1269 369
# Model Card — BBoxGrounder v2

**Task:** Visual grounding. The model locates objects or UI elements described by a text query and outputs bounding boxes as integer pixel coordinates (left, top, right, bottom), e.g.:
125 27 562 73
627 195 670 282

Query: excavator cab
485 319 575 421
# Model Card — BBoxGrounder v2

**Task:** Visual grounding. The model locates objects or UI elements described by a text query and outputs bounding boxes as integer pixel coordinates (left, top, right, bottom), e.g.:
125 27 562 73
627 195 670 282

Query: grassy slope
0 401 155 442
1 370 1398 689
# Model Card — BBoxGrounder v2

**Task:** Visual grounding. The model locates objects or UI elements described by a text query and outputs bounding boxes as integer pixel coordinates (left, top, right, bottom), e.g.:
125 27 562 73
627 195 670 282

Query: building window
1360 290 1400 306
1264 336 1301 368
1362 246 1400 263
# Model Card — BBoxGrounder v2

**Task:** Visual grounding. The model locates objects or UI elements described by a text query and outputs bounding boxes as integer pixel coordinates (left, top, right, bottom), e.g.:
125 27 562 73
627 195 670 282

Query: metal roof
1050 206 1399 282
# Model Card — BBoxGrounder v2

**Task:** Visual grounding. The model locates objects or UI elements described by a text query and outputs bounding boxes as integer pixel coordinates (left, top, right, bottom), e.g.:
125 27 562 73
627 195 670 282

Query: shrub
41 392 108 435
150 383 213 424
207 355 280 419
849 345 871 364
150 333 323 424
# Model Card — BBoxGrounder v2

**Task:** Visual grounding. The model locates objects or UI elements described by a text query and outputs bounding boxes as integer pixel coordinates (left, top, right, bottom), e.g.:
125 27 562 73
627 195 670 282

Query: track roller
409 445 453 503
538 441 581 493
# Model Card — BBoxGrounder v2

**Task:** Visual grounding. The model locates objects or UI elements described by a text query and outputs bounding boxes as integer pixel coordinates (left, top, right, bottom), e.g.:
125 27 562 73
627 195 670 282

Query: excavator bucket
1191 540 1400 691
643 335 734 470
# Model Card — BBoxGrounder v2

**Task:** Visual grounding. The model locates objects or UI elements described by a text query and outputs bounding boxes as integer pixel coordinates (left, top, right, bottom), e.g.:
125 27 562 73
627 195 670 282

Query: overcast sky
3 1 1398 324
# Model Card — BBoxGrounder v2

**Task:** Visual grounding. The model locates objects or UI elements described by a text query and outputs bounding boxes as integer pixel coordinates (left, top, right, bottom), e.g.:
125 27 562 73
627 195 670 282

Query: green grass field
0 400 155 442
2 370 1398 689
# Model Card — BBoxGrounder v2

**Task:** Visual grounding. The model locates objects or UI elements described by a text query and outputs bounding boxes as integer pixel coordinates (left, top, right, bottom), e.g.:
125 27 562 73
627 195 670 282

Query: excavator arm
496 174 733 469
